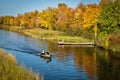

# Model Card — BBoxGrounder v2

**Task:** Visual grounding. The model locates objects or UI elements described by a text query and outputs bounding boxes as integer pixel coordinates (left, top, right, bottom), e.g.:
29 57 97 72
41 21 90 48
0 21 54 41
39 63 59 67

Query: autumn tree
83 4 101 29
14 17 20 26
74 3 86 28
0 17 3 24
70 3 86 36
2 16 12 25
40 7 58 30
83 4 101 41
35 12 42 27
56 3 74 32
10 17 14 26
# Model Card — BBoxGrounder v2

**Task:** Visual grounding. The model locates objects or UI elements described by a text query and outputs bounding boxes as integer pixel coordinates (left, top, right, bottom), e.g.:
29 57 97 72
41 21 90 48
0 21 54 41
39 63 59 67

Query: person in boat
46 52 50 55
41 50 45 55
45 52 51 58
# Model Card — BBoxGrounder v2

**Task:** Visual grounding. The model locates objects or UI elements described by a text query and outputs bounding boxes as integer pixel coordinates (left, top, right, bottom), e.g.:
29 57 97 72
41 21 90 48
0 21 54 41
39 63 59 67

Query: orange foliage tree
70 3 86 35
56 3 74 31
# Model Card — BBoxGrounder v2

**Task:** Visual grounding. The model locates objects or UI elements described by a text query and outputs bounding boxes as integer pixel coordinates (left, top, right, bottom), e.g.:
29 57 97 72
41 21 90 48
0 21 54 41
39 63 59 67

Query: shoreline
0 49 41 80
0 25 120 53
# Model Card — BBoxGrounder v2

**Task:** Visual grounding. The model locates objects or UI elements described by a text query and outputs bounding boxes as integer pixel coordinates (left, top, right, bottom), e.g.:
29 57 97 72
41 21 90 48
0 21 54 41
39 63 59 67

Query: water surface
0 30 120 80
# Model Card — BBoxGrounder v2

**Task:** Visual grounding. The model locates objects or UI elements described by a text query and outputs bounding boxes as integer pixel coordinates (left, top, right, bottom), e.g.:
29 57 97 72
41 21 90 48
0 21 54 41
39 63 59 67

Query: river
0 30 120 80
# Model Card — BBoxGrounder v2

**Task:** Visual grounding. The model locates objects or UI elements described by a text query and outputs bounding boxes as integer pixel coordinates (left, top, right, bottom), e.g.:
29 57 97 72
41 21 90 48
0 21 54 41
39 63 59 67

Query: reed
0 49 41 80
22 28 92 42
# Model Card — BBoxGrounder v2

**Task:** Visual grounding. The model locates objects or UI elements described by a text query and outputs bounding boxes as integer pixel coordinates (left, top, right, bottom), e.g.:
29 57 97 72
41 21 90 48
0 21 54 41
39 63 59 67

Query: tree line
0 0 120 47
0 3 100 36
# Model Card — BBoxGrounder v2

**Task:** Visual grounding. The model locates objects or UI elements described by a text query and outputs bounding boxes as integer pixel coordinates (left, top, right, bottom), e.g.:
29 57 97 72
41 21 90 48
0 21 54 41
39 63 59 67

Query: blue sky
0 0 100 16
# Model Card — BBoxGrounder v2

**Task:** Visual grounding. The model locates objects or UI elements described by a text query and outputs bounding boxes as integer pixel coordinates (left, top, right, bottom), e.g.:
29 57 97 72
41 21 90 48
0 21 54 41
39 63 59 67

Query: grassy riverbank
23 28 92 42
97 29 120 52
0 25 92 43
13 27 120 52
0 49 41 80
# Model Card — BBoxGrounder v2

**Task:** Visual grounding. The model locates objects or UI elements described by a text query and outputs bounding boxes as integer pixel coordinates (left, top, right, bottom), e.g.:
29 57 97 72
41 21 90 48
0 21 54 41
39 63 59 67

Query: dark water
0 30 120 80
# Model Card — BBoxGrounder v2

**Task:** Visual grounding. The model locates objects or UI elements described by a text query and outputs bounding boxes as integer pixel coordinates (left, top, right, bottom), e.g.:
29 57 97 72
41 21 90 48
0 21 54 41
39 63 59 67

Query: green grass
0 49 42 80
22 28 92 42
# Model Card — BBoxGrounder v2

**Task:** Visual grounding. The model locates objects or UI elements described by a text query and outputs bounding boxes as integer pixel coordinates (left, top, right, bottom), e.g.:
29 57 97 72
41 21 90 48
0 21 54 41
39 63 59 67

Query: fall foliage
0 1 120 49
83 4 101 29
0 3 101 34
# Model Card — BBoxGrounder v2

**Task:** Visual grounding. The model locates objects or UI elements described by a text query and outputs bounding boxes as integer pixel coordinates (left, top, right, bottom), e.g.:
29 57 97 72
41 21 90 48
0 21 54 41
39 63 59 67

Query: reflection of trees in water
48 42 98 79
46 40 58 52
74 47 97 80
96 49 120 80
46 41 120 80
46 41 74 61
53 46 74 62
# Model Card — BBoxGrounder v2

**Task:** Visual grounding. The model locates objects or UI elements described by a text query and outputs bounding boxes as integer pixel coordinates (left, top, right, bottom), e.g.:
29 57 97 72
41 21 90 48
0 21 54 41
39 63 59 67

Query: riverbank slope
0 49 41 80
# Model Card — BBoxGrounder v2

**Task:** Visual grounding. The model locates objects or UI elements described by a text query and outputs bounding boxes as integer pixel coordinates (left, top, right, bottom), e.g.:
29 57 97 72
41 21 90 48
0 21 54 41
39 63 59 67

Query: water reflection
47 43 97 80
96 49 120 80
41 57 52 63
46 41 120 80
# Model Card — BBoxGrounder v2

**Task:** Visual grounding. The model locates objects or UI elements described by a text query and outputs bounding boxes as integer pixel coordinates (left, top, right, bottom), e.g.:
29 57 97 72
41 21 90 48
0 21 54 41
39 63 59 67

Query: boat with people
39 50 51 58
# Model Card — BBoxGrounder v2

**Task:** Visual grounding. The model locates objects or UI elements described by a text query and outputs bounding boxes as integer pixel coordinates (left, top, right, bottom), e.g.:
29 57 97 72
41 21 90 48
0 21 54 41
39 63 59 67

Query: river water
0 30 120 80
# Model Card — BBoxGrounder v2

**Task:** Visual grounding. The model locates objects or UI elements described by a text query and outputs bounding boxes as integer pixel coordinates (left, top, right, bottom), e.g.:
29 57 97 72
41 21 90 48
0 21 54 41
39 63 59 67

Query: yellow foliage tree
56 3 74 31
83 4 101 43
10 18 14 26
40 7 57 30
83 4 101 30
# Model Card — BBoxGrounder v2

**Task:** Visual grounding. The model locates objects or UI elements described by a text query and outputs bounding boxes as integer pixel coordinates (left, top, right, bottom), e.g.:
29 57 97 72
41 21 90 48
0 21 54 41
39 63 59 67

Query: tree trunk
105 35 109 48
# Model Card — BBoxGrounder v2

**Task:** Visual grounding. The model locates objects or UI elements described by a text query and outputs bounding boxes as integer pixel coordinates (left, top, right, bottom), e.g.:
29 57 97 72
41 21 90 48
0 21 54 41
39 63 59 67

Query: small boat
41 54 51 58
40 50 51 58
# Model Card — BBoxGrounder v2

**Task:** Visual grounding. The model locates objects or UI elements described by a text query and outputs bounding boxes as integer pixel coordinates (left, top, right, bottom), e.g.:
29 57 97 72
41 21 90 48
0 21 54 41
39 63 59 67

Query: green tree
98 0 120 47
